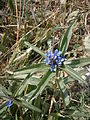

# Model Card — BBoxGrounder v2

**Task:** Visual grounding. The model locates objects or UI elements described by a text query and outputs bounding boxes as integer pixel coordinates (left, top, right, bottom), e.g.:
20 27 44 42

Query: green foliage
24 41 46 58
62 65 87 85
58 20 75 56
8 0 14 12
30 71 55 101
67 57 90 68
57 78 70 107
0 3 90 119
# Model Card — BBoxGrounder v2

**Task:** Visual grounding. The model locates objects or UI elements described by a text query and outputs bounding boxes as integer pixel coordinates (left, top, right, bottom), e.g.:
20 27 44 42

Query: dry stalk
0 10 59 62
22 0 25 19
15 0 22 46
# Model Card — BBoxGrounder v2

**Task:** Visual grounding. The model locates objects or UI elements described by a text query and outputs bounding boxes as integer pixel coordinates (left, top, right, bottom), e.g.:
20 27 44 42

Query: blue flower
44 49 65 72
6 100 13 108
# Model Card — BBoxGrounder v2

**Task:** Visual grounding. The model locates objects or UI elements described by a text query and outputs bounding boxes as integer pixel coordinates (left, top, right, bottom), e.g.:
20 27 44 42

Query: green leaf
10 81 19 94
14 63 49 75
0 85 12 97
13 74 32 96
8 74 28 80
0 104 7 115
13 99 41 113
1 95 41 113
24 41 46 58
62 108 75 116
59 20 75 55
57 78 70 107
15 111 18 120
9 75 40 86
48 113 66 120
66 57 90 68
30 70 55 101
83 34 90 56
32 95 41 119
8 0 14 12
63 65 87 85
63 76 75 85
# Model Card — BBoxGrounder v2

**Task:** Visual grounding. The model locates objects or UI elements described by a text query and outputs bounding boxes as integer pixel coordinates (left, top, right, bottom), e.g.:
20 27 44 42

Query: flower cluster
44 49 65 72
6 100 13 108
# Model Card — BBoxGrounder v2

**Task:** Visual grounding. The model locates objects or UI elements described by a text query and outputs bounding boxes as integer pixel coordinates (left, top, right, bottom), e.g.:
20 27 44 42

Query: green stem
49 70 59 114
54 70 59 95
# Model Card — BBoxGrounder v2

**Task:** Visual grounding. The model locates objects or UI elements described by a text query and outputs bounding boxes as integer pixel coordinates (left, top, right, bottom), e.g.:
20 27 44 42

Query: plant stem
49 70 59 114
18 106 23 120
15 0 19 45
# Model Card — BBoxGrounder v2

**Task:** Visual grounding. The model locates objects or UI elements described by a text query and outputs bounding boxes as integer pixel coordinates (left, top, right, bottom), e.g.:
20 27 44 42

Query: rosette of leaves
0 20 90 120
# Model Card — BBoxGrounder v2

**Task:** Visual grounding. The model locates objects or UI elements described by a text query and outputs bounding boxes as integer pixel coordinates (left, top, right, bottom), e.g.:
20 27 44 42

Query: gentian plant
44 49 65 72
0 20 90 119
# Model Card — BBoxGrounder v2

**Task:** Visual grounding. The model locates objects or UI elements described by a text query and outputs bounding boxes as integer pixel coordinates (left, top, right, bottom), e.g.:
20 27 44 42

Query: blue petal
58 62 62 66
6 100 13 107
54 55 57 59
61 57 65 62
56 59 59 64
54 65 57 71
48 50 51 55
45 53 48 57
54 49 58 54
44 59 47 62
57 56 61 60
51 63 54 67
44 59 48 64
50 66 53 71
54 68 57 72
57 51 62 56
46 60 51 65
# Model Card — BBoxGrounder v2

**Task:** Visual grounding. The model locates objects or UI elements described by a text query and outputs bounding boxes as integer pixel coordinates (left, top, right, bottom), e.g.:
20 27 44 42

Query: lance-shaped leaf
57 78 70 107
58 20 75 55
66 57 90 68
1 95 41 113
24 41 46 58
0 103 7 116
30 70 55 101
63 75 74 84
13 74 32 97
62 65 87 85
0 85 12 97
14 63 49 75
14 99 41 113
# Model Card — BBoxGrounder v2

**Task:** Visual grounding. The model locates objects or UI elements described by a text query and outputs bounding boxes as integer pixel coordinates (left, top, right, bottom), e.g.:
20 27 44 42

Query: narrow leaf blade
66 57 90 68
59 20 75 55
30 71 55 101
57 78 70 107
14 63 49 75
8 0 14 12
63 65 87 85
24 41 46 58
13 74 31 96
